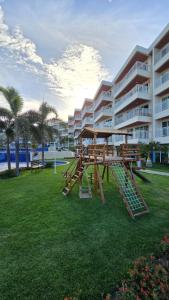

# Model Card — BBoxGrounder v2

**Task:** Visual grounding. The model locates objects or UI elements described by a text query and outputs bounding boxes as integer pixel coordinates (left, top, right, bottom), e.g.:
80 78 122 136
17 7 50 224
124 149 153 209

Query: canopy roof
78 127 132 139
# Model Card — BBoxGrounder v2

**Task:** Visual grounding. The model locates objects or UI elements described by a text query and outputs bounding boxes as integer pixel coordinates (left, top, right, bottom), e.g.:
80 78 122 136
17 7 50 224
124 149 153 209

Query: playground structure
62 127 149 219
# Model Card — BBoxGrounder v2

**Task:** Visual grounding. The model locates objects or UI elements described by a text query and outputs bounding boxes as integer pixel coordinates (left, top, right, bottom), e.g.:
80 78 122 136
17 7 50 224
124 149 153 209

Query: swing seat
79 186 92 199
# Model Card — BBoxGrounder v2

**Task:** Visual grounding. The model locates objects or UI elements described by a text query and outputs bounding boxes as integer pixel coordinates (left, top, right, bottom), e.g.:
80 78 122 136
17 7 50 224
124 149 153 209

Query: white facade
68 24 169 146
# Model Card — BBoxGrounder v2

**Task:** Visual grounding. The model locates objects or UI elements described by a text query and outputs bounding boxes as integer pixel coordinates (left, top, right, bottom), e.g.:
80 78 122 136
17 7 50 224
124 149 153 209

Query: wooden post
94 133 98 193
106 165 109 183
125 134 128 144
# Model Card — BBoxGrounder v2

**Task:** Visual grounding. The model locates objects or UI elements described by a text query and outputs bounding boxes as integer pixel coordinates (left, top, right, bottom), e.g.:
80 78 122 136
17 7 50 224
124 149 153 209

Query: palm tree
0 110 14 171
0 87 23 176
17 114 31 168
26 102 58 165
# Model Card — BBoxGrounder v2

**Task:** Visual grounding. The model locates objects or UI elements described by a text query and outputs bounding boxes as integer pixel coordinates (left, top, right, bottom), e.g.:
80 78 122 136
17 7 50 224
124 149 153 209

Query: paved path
140 169 169 176
0 163 27 172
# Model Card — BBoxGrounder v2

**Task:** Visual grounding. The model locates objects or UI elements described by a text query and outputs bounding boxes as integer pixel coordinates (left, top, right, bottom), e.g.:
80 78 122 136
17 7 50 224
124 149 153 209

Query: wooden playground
62 127 149 219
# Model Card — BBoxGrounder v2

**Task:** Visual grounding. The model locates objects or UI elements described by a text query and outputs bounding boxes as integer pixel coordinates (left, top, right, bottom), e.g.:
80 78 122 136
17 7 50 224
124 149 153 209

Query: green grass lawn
0 165 169 300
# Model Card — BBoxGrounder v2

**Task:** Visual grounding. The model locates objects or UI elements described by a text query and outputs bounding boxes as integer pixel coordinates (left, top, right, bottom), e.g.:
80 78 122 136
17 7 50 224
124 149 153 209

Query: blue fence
0 151 30 163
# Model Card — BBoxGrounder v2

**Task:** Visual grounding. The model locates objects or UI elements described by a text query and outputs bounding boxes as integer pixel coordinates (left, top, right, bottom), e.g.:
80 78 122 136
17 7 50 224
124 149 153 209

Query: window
162 96 169 111
162 121 169 136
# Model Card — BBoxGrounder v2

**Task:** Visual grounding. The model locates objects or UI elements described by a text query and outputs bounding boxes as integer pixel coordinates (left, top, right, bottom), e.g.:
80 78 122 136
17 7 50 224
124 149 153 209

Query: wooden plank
96 164 105 204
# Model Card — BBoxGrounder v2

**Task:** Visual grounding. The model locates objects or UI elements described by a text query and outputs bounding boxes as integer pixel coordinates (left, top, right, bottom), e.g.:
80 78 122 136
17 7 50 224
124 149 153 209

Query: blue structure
0 151 30 163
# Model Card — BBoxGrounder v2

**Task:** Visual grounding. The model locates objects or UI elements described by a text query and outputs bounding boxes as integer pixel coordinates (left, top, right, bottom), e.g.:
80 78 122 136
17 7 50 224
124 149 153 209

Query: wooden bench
30 160 43 171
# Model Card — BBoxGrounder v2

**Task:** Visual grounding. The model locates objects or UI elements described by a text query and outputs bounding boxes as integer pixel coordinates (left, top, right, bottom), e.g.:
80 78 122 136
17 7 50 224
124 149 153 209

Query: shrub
44 161 54 168
116 236 169 300
0 169 16 179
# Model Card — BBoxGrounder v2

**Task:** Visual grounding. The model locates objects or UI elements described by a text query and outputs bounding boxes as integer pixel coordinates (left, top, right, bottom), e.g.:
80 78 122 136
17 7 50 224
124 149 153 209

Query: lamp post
54 140 57 174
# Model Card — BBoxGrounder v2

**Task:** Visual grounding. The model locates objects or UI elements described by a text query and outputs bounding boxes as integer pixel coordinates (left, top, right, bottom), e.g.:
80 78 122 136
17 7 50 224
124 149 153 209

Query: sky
0 0 169 120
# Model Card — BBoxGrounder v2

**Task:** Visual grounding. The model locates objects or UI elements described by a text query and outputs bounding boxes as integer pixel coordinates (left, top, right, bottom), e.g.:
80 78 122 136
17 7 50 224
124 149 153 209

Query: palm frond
0 120 6 130
24 110 41 124
0 107 13 119
0 86 23 116
39 102 58 121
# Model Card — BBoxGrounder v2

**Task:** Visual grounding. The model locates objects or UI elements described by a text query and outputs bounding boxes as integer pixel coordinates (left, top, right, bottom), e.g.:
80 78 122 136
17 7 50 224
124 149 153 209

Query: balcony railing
115 108 152 126
94 91 112 110
115 84 150 110
94 106 112 120
74 123 82 130
74 115 81 120
155 72 169 88
115 61 150 94
115 130 149 143
156 127 169 138
82 105 93 117
155 98 169 113
95 121 113 128
82 117 93 127
155 43 169 64
129 130 149 140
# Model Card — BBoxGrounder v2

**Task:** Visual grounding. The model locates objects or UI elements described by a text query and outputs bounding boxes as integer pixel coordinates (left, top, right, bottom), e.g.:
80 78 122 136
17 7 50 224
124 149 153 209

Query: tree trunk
6 136 11 171
15 120 20 176
25 142 29 168
42 142 45 166
15 139 20 176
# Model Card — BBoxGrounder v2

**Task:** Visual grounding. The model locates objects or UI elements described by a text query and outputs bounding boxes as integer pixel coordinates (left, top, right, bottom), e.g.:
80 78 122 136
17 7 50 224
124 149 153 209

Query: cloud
45 44 109 112
23 98 41 112
0 1 166 120
0 5 110 119
0 6 43 66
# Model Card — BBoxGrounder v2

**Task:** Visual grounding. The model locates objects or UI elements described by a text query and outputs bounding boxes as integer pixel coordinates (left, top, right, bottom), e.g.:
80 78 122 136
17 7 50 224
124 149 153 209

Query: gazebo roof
78 127 132 139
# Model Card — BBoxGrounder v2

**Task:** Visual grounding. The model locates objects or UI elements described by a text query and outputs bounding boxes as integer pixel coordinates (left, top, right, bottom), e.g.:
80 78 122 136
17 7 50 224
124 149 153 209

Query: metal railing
115 130 149 142
94 91 112 110
156 127 169 137
95 121 113 128
94 106 112 120
81 105 93 118
129 130 149 140
155 43 169 64
74 115 81 121
155 72 169 88
115 61 150 94
115 108 152 126
115 84 150 110
155 98 169 113
74 123 82 130
82 117 93 128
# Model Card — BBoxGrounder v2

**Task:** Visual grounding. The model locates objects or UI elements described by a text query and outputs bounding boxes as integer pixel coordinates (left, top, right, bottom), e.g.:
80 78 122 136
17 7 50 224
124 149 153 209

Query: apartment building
151 25 169 145
68 24 169 147
48 119 68 148
73 109 82 145
81 98 93 128
93 81 113 129
113 46 152 146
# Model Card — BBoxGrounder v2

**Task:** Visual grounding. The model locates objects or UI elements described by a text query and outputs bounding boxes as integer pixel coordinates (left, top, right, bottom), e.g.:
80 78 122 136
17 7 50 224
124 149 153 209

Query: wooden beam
96 164 105 204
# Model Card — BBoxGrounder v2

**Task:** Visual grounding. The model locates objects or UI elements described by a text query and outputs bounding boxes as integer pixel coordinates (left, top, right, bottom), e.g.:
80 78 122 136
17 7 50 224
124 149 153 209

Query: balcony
155 98 169 119
114 130 149 145
82 116 93 128
94 91 112 111
114 84 151 114
155 72 169 96
95 121 113 129
81 105 93 119
74 123 82 130
94 106 112 123
155 127 169 144
114 107 152 129
74 115 81 121
114 61 151 98
154 43 169 72
60 130 68 137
